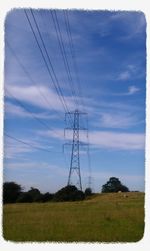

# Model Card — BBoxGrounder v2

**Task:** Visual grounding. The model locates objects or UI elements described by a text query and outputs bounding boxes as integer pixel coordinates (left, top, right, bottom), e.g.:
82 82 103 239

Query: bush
17 187 42 203
3 182 85 203
41 192 53 202
27 187 42 202
16 192 33 203
3 182 22 204
53 185 85 202
85 187 92 197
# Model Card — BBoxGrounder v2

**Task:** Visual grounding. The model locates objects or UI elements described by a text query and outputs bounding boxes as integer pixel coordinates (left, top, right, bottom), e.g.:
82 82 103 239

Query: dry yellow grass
3 192 144 242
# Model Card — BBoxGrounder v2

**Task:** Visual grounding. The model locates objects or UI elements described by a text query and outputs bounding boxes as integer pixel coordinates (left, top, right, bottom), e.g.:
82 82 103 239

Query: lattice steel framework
64 109 87 191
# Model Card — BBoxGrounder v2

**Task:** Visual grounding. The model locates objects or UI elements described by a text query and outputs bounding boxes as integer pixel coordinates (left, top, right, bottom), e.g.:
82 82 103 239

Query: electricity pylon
64 109 87 191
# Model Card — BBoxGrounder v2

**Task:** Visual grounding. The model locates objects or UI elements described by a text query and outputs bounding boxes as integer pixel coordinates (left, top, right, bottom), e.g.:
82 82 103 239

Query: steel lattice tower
64 109 87 191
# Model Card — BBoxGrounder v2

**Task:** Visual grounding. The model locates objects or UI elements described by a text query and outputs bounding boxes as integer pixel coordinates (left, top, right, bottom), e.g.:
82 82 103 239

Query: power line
49 10 78 108
4 132 62 154
63 10 86 113
63 10 87 130
50 10 79 108
24 9 73 126
63 10 81 105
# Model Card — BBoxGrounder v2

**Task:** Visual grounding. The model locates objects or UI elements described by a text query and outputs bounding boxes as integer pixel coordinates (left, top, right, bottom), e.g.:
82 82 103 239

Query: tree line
3 182 92 204
3 177 129 204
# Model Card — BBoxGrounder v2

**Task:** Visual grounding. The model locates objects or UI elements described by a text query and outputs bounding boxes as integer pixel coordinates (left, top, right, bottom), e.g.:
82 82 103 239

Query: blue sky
4 9 146 193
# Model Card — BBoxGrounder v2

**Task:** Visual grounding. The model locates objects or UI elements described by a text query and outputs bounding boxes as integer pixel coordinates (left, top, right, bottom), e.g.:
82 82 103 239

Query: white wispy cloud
5 84 115 119
107 85 141 97
116 60 144 82
128 86 140 95
4 142 34 159
5 101 55 119
97 111 139 129
90 11 146 42
117 70 131 80
116 64 136 81
5 84 62 111
5 161 66 175
110 11 146 40
89 131 144 150
4 136 54 159
5 84 78 112
37 128 145 151
94 100 139 111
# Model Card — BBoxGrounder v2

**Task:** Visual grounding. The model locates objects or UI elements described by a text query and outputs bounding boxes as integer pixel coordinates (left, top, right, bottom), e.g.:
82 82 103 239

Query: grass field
3 192 144 242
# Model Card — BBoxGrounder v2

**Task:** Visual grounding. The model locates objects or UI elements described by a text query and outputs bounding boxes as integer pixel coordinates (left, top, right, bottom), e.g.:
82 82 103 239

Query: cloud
4 142 34 159
5 84 78 112
5 101 55 119
115 60 144 82
4 136 55 159
108 85 141 97
5 161 67 175
128 86 140 95
110 11 146 40
116 64 136 81
117 71 131 80
38 128 145 151
97 111 139 129
90 99 143 117
89 131 145 150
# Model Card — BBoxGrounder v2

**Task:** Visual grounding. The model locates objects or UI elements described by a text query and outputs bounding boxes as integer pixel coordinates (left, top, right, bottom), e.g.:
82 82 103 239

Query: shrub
3 182 22 204
16 192 33 203
85 187 92 196
17 187 42 203
53 185 85 202
41 192 53 202
27 187 42 202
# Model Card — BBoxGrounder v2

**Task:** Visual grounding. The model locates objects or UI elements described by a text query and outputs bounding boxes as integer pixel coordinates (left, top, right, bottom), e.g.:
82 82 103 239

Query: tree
41 192 53 202
17 187 42 203
85 187 92 197
53 185 85 202
27 187 42 202
16 192 33 203
3 182 22 203
101 177 129 193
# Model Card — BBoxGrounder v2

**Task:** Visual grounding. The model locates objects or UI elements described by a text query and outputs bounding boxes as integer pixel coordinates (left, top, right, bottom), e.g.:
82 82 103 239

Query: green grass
3 192 144 242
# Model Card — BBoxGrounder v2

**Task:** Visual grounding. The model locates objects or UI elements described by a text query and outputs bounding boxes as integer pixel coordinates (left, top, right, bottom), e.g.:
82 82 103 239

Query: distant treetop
101 177 129 193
